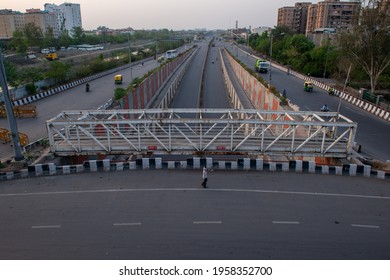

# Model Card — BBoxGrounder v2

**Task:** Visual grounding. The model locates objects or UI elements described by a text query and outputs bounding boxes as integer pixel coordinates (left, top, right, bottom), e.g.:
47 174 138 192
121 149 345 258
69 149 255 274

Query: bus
165 49 178 59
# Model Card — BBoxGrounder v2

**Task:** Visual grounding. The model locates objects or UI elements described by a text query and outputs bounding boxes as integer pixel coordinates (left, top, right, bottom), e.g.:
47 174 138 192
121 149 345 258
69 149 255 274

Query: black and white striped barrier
1 158 388 181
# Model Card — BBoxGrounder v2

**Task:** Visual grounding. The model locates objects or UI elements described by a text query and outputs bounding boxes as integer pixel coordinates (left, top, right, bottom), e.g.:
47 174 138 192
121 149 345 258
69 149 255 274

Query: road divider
1 157 388 181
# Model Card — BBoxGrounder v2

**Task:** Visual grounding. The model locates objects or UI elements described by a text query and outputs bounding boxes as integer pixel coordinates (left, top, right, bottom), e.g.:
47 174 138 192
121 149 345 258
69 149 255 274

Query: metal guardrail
47 109 357 158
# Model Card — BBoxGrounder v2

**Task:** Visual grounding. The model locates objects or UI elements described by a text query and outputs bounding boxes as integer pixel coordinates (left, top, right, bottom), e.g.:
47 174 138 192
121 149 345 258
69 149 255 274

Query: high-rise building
0 9 24 39
306 0 360 35
44 2 82 37
24 9 57 36
277 6 295 30
278 3 312 34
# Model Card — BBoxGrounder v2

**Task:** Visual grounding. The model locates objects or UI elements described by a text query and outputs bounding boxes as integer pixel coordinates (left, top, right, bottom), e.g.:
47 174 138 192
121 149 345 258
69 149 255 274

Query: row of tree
3 24 185 54
3 27 187 91
248 0 390 95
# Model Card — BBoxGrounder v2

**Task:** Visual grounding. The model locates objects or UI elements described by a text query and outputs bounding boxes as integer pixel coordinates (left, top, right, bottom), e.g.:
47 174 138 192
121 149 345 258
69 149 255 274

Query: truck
46 52 58 61
255 59 270 73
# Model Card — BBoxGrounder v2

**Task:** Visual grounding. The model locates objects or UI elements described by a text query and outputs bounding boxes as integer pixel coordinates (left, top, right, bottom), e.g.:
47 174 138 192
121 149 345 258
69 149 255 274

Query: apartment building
277 3 312 34
24 9 57 36
0 2 82 39
44 3 82 37
306 0 360 35
277 6 295 30
0 10 24 39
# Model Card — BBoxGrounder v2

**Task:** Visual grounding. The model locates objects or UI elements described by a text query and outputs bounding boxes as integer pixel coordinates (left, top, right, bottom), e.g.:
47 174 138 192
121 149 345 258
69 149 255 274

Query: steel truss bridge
46 109 357 158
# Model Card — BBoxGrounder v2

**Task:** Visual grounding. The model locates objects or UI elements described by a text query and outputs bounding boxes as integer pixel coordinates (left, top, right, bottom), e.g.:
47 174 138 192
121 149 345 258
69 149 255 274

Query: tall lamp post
127 32 133 82
0 49 24 161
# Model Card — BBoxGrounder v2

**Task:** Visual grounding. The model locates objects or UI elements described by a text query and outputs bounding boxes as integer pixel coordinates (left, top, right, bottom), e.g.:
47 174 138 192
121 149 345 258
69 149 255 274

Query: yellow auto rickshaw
114 74 123 84
304 81 313 92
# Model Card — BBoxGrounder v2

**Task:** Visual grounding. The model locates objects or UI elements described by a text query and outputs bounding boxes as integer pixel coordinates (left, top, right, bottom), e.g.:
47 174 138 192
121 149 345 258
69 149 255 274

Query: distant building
306 0 360 35
24 9 57 36
252 26 271 36
0 2 82 39
277 0 361 45
277 6 295 31
44 3 82 37
0 9 24 39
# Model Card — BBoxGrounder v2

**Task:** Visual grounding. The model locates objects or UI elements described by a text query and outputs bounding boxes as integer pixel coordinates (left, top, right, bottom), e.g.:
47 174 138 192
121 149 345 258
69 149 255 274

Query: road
0 171 389 260
225 44 390 161
0 59 159 161
2 39 389 162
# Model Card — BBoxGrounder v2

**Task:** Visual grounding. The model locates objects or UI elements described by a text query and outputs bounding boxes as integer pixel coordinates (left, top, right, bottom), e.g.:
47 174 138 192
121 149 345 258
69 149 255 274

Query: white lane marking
31 225 61 229
113 223 142 226
351 224 380 229
272 221 300 225
1 188 389 201
193 221 222 224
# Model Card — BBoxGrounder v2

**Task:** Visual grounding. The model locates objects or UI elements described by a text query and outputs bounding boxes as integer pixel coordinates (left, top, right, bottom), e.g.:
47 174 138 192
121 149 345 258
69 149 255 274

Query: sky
2 0 320 30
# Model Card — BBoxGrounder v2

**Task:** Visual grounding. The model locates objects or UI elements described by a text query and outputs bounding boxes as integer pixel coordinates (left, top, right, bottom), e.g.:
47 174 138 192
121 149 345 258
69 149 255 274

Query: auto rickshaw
304 81 313 92
114 74 123 84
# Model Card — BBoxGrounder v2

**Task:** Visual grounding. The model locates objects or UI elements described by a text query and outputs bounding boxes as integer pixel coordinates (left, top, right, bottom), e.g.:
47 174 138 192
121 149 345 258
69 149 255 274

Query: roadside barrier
1 157 388 181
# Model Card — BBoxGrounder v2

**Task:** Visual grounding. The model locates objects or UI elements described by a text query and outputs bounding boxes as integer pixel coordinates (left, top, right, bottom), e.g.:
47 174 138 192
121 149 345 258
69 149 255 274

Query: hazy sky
2 1 319 30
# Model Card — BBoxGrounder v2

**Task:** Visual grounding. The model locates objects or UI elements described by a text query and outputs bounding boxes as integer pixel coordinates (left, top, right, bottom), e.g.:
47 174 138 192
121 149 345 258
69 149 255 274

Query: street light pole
0 49 24 161
337 63 352 115
128 32 133 82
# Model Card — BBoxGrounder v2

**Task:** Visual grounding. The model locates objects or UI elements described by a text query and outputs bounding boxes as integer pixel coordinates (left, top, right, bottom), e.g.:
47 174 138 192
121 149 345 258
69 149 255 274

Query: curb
1 158 389 181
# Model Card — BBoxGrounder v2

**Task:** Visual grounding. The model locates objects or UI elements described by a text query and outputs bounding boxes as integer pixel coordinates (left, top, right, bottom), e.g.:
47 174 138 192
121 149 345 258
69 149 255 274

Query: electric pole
0 49 24 161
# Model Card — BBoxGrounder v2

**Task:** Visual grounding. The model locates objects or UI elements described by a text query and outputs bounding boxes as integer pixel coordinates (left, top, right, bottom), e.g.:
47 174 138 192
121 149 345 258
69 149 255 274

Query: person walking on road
201 167 208 188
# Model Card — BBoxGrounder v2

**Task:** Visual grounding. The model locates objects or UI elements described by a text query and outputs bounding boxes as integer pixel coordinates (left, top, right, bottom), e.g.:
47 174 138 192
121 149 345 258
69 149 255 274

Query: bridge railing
46 109 357 158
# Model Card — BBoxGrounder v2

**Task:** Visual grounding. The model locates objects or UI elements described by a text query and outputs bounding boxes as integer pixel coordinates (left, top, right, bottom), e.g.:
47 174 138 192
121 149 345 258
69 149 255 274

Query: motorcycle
321 105 330 112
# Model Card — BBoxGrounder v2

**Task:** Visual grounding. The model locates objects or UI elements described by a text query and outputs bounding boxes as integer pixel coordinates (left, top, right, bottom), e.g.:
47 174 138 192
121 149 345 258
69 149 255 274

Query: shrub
25 83 37 95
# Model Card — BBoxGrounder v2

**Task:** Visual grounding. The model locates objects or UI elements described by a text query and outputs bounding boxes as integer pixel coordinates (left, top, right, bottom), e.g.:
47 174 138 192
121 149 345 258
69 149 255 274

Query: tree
337 0 390 94
10 30 28 54
45 61 70 84
23 22 43 47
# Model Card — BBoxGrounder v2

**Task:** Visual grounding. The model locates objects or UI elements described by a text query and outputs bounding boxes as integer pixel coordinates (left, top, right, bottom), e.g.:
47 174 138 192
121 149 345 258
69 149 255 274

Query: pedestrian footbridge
46 109 357 158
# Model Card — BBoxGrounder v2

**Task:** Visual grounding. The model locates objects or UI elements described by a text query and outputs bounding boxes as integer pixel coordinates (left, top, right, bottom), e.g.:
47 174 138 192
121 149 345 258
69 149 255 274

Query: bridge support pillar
322 165 329 175
180 161 187 169
231 161 238 170
282 163 289 172
89 161 98 172
219 161 226 170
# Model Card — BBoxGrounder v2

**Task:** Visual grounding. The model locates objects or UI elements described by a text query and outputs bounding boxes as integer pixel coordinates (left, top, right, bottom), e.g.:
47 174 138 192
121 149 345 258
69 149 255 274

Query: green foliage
114 87 127 100
23 22 43 47
25 83 37 95
4 60 19 88
11 30 28 54
45 61 71 83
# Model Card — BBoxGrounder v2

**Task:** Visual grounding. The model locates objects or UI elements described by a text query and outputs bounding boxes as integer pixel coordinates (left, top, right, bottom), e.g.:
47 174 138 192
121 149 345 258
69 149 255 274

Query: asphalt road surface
225 44 390 161
0 171 389 260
